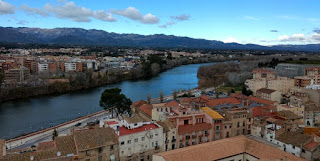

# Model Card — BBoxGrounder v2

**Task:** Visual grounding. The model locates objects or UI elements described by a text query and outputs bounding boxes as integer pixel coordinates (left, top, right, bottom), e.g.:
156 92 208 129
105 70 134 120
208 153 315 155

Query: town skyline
1 0 320 45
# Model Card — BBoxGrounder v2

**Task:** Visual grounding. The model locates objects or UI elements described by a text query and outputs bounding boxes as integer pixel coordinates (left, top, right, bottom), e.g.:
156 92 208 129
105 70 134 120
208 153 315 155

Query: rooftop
207 97 240 107
139 104 153 117
201 107 224 119
74 127 118 151
119 123 159 136
252 68 275 73
153 135 305 161
249 96 275 105
178 123 211 134
156 120 176 132
276 131 312 147
277 111 300 120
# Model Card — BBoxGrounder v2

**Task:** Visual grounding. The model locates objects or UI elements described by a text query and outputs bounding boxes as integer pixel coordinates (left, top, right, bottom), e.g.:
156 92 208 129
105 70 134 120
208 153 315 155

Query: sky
0 0 320 46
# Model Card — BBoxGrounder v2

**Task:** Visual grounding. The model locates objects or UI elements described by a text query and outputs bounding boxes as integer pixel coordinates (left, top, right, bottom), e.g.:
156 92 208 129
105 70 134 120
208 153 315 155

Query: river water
0 62 215 139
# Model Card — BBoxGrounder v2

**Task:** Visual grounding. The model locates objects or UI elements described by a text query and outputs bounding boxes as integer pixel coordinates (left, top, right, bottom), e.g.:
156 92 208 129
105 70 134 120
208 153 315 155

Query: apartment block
256 88 282 103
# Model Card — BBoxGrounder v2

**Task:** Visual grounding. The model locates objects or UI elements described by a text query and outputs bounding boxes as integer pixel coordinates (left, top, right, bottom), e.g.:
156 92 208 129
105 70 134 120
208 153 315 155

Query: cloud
270 30 278 32
278 33 305 42
0 0 15 15
159 21 176 28
170 14 190 21
223 37 240 43
93 10 116 22
58 0 68 2
243 16 260 21
21 4 49 17
111 7 159 24
17 20 28 25
44 2 93 22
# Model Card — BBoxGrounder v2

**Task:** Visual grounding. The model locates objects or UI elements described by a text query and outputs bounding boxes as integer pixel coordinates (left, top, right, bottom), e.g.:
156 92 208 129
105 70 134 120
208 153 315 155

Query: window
121 151 124 154
86 150 90 156
98 156 102 161
98 147 102 153
237 122 240 127
155 133 158 137
121 141 125 145
302 149 306 153
86 159 90 161
293 146 295 149
199 131 202 135
225 126 227 129
147 155 150 160
128 140 131 144
142 137 145 141
242 129 245 134
184 119 189 125
216 126 220 131
150 135 153 139
135 138 138 142
152 142 154 147
243 121 245 127
110 145 114 150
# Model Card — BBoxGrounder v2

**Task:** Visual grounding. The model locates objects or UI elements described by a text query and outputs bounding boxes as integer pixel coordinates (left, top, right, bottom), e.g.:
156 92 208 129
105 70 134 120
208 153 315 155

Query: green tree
100 88 132 117
52 128 58 140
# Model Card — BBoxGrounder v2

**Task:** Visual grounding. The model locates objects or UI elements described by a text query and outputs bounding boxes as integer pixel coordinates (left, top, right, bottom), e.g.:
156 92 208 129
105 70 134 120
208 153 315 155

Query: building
268 76 295 94
107 120 163 161
4 67 30 83
256 88 282 103
201 107 224 140
275 63 318 78
153 135 306 161
0 139 5 159
275 131 320 161
74 128 119 161
295 76 312 87
252 68 276 80
221 109 248 138
304 103 320 127
245 78 267 95
206 97 241 111
276 104 305 122
305 67 320 85
156 120 177 151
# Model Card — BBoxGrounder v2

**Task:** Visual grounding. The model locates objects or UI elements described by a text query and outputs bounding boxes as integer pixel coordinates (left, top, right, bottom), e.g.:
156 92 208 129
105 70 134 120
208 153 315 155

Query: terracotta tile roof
305 104 320 112
276 132 312 147
74 128 118 151
180 98 193 103
277 111 300 120
248 96 275 105
37 141 56 151
132 100 147 107
178 123 211 134
207 97 240 107
201 107 224 119
55 135 77 156
157 120 176 132
118 123 159 136
153 135 305 161
139 104 153 117
257 88 276 94
0 149 58 161
165 100 180 107
231 93 249 99
180 96 210 104
123 115 146 124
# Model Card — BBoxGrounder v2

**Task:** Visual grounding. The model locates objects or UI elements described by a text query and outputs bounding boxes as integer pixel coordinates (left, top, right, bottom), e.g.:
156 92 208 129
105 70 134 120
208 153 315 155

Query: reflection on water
0 62 214 139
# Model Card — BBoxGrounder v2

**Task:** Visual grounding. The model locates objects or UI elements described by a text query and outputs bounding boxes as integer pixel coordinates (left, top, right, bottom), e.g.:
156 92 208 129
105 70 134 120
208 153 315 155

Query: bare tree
147 94 151 104
173 90 177 100
160 91 164 103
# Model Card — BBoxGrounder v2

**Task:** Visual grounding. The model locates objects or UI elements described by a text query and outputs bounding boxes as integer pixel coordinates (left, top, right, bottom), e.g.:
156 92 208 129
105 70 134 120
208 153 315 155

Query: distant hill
0 27 319 52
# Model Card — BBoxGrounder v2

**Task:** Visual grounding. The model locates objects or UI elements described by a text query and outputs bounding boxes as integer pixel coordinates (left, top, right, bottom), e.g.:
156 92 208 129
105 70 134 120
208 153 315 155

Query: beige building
256 88 282 103
276 104 305 122
268 76 295 94
156 120 177 151
252 68 276 80
221 110 248 138
0 139 5 159
245 78 267 95
153 135 305 161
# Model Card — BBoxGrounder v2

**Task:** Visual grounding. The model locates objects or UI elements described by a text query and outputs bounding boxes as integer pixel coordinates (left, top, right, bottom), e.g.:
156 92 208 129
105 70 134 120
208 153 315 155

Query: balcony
172 138 176 142
155 146 160 150
205 133 209 136
192 135 196 139
186 136 191 140
165 139 169 144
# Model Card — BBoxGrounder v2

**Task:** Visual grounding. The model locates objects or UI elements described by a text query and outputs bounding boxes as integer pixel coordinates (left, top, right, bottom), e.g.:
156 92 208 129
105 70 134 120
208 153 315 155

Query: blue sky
0 0 320 45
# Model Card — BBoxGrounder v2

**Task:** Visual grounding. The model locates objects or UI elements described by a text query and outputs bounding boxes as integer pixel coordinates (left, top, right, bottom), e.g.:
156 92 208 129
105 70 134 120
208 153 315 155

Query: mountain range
0 27 320 52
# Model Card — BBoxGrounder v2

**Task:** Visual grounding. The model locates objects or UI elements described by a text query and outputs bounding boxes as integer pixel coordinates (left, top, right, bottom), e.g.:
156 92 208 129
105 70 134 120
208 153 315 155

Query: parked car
74 122 81 127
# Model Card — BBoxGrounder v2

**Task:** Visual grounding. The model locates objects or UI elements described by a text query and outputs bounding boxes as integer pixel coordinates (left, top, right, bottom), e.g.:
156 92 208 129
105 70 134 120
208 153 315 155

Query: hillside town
2 63 320 160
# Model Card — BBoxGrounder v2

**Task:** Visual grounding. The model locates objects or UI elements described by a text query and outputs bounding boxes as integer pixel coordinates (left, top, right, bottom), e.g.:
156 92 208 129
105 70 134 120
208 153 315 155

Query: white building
64 62 77 72
38 63 48 73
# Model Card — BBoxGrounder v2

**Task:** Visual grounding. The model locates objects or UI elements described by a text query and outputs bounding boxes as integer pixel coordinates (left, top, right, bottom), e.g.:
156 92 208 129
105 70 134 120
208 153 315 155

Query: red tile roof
165 100 180 107
37 141 56 151
139 104 153 117
231 93 249 99
303 141 319 151
132 100 147 107
178 123 212 134
119 123 159 136
207 97 240 107
249 96 275 105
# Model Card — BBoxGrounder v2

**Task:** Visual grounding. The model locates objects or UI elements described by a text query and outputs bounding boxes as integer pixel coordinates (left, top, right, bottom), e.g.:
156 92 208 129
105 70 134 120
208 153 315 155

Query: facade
252 68 276 80
107 120 163 161
221 109 248 138
256 88 282 103
4 67 30 83
201 107 224 140
245 78 267 95
304 103 320 127
276 104 305 122
268 76 295 94
305 67 320 85
153 135 305 161
295 76 312 87
0 139 5 159
156 120 177 151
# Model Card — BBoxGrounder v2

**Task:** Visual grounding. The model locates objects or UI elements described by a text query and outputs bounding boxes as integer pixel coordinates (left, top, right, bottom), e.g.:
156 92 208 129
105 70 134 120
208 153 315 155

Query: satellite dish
57 151 61 157
30 156 34 161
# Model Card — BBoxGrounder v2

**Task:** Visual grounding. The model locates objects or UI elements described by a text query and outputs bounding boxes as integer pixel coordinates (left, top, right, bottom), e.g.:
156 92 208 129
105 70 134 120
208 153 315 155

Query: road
10 111 113 150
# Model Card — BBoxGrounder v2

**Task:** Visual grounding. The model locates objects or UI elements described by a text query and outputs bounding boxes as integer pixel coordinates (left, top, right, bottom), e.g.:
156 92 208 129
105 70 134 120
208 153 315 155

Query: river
0 62 215 139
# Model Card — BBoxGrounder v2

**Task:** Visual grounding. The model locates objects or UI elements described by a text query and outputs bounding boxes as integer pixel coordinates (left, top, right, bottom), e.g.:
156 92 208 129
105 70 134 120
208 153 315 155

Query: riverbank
0 57 231 103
